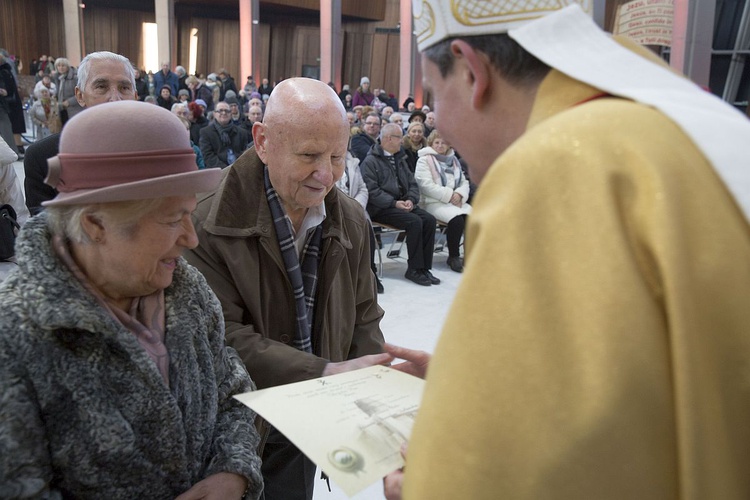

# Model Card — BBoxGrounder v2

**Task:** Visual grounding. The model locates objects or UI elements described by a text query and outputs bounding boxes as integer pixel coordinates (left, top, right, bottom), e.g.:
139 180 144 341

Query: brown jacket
185 147 385 389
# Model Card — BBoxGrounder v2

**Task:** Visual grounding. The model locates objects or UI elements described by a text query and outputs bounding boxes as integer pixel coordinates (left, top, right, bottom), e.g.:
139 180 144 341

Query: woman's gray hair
77 51 136 92
46 198 163 244
55 57 70 69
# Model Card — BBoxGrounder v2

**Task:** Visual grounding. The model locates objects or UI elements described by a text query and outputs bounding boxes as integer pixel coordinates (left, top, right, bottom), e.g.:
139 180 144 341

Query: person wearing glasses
361 123 439 287
350 111 382 163
199 100 250 169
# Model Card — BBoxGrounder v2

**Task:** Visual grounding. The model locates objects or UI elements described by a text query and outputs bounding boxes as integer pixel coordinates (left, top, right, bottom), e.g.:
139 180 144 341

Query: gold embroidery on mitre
451 0 593 27
414 0 437 46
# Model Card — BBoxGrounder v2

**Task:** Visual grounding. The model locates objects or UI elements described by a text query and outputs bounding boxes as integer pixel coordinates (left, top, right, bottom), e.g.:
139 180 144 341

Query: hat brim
42 168 222 207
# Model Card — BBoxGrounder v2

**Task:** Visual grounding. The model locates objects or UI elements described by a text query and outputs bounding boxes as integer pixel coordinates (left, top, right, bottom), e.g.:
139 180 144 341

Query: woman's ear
449 39 492 111
81 211 106 243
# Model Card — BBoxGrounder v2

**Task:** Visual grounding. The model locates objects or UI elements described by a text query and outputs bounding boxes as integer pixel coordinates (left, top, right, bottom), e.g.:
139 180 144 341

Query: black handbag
0 204 20 261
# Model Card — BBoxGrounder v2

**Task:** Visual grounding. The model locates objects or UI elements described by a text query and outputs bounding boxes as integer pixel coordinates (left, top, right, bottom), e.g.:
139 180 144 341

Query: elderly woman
402 121 427 174
55 57 83 123
0 100 263 499
415 129 472 273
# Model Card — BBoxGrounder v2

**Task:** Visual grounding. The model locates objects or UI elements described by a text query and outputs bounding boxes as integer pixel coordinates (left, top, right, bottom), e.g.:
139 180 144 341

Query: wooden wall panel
81 5 153 68
0 0 64 73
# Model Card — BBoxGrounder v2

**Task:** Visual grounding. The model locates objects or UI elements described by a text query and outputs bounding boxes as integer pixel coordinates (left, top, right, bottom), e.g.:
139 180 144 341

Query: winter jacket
0 214 263 499
360 144 420 218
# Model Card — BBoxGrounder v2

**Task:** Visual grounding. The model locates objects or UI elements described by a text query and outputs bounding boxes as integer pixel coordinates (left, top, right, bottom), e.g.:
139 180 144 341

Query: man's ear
449 39 491 111
252 122 268 162
74 86 86 108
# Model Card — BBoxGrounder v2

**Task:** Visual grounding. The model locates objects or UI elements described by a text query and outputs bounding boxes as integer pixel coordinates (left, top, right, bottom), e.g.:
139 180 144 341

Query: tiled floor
1 158 459 500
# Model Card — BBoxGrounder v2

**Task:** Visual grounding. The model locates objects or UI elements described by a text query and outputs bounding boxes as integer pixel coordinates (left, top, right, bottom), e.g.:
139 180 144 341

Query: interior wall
0 0 65 73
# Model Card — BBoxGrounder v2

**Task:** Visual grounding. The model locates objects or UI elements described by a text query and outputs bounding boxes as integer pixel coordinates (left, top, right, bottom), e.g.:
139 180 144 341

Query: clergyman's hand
322 352 394 377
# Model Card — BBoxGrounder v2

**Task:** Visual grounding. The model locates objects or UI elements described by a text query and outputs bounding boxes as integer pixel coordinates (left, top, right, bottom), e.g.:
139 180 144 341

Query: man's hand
322 352 394 377
449 192 463 207
383 443 409 500
174 472 248 500
384 343 430 379
395 200 413 212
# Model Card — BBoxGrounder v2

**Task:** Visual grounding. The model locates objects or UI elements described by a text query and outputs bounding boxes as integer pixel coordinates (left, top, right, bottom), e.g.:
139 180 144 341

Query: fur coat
0 214 263 499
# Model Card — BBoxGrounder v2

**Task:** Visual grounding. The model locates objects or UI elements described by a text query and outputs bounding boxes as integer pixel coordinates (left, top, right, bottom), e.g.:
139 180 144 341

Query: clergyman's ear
449 39 491 111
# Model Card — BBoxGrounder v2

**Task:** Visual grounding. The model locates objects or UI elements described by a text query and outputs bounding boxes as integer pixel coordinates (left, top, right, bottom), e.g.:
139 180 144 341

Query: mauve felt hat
43 100 221 207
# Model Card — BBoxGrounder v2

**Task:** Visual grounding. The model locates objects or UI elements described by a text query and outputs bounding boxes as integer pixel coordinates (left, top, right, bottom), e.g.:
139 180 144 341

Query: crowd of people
2 0 750 497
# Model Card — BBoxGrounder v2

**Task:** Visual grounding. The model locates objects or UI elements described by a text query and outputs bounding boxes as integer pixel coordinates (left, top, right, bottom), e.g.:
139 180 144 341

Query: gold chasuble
403 70 750 499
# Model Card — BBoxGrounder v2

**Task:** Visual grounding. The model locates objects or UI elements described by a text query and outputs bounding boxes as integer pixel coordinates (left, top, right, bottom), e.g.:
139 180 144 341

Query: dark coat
184 147 385 389
23 132 60 215
0 61 25 134
0 214 264 499
199 122 250 169
154 69 179 95
360 144 420 218
350 132 377 164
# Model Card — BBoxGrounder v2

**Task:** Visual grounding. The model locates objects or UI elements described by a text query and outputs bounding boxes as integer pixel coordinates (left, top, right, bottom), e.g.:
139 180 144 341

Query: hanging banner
613 0 674 47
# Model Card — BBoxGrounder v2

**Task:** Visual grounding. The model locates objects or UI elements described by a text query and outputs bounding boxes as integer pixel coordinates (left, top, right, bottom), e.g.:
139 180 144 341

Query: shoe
405 268 431 286
423 269 441 285
447 256 464 273
376 277 385 294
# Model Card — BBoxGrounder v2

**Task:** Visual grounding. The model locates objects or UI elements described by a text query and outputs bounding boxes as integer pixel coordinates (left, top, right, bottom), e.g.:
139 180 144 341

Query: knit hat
360 76 370 86
409 110 427 123
225 90 237 100
178 89 190 97
250 91 262 99
43 100 220 206
195 99 207 108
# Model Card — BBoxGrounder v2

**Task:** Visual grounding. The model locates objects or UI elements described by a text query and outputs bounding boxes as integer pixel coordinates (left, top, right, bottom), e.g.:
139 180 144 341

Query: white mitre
413 0 750 222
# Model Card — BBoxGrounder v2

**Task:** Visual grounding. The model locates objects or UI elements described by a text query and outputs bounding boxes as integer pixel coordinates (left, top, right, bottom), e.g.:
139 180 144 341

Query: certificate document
234 366 425 496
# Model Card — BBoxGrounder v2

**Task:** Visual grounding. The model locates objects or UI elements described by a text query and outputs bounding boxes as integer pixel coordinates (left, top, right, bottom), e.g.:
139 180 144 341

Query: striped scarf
264 166 323 353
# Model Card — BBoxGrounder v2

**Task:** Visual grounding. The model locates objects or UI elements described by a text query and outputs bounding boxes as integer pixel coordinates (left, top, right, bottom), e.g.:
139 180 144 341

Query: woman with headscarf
0 100 263 499
415 129 471 273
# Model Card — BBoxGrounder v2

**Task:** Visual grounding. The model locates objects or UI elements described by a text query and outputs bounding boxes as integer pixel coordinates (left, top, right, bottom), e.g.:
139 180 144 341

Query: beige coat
185 148 385 390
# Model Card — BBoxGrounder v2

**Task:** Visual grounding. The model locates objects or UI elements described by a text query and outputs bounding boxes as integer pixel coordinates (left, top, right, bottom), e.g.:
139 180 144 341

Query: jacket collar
201 147 352 248
526 69 602 130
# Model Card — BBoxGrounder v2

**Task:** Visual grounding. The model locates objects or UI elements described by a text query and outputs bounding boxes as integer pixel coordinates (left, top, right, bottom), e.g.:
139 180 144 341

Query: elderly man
389 0 750 499
185 77 388 500
350 111 381 163
361 123 438 287
199 100 249 169
24 51 137 215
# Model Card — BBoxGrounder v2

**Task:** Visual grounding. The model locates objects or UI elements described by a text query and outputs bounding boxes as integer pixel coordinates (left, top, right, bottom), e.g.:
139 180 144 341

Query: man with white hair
186 77 388 500
24 51 137 215
388 0 750 498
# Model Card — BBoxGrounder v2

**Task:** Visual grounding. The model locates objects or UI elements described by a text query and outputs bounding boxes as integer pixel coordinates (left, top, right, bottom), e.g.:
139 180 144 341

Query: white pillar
154 0 175 69
62 0 83 65
239 0 260 86
320 0 343 87
400 0 417 109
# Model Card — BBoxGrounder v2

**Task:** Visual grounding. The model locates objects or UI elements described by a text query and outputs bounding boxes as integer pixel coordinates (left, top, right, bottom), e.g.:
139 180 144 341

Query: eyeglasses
387 135 402 140
215 109 231 114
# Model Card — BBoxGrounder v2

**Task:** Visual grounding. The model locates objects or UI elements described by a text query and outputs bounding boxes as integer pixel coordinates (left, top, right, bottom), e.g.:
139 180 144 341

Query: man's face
214 103 231 126
391 115 403 128
75 59 136 108
248 106 263 123
425 112 436 128
230 103 239 115
162 63 169 73
363 116 381 139
255 116 348 215
382 107 393 119
262 78 269 86
421 53 485 180
381 129 403 155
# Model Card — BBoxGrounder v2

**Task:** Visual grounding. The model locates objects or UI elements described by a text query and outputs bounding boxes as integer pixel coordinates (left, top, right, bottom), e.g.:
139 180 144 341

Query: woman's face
408 125 424 143
57 63 69 74
432 137 449 155
160 88 171 99
91 196 198 308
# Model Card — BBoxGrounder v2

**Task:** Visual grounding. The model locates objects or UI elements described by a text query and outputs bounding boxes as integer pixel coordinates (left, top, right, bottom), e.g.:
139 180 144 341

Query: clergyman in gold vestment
393 1 750 499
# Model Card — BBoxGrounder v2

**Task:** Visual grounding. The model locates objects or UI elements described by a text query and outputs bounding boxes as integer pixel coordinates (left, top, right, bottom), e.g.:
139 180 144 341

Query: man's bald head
262 78 348 132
